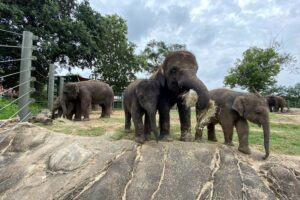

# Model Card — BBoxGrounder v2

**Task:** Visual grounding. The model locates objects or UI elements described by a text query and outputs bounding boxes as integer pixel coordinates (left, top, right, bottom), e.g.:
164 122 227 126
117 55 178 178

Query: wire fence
0 29 54 143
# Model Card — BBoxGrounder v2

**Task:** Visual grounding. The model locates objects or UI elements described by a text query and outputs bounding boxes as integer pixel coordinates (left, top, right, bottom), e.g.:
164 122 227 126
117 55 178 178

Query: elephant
61 80 114 120
266 95 287 112
199 88 270 159
51 97 63 119
123 79 160 143
150 51 209 141
51 96 76 120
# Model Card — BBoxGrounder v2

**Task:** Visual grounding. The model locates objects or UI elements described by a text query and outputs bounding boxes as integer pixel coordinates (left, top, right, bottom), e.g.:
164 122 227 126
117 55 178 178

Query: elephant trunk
179 77 210 111
262 121 270 159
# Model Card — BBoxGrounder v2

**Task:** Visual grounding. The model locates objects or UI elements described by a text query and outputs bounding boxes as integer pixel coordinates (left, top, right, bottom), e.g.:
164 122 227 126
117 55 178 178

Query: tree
0 0 141 94
224 47 296 93
141 40 186 73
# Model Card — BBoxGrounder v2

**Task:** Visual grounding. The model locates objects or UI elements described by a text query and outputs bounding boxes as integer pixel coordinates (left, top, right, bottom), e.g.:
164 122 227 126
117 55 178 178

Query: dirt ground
270 108 300 124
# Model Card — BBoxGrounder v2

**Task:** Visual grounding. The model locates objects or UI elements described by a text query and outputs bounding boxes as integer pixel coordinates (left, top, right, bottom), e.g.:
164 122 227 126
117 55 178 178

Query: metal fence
0 30 56 144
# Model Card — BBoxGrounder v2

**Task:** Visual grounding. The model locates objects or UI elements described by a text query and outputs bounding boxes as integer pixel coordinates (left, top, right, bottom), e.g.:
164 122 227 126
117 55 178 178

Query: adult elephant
204 88 270 159
266 95 286 112
61 80 114 120
150 51 209 141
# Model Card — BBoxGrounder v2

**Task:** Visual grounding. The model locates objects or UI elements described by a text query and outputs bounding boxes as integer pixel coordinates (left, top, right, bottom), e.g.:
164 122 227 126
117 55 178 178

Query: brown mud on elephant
150 51 209 141
61 80 114 121
199 88 270 159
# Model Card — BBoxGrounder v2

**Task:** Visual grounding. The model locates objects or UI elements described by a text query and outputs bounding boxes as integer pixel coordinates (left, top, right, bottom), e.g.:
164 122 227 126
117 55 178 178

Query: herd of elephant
51 51 288 160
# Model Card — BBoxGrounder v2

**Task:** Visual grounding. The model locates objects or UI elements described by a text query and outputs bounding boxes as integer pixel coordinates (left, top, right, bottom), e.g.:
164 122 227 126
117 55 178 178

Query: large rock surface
0 125 299 200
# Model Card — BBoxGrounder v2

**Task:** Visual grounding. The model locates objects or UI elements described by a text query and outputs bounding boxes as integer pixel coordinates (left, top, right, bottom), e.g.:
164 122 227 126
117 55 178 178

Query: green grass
169 110 300 155
204 122 300 156
2 100 298 156
0 97 47 120
0 98 18 119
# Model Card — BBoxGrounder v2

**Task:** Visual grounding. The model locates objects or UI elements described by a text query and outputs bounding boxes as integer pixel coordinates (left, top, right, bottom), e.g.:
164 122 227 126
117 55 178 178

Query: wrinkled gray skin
61 81 114 120
51 97 76 120
203 88 270 159
123 79 160 144
266 95 286 112
150 51 209 141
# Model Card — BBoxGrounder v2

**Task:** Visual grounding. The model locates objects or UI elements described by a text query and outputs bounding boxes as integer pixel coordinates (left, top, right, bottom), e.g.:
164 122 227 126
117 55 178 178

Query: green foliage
141 40 186 73
0 0 142 94
0 97 44 119
0 97 18 119
224 47 296 93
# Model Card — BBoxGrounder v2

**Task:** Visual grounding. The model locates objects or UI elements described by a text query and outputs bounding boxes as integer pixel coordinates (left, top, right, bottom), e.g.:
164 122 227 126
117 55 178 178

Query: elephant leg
235 119 251 154
124 109 131 133
81 100 90 120
177 101 192 141
101 103 112 118
74 102 81 121
207 123 217 142
58 109 63 118
131 105 145 144
220 121 234 146
144 113 151 141
51 109 56 119
280 106 283 112
158 101 172 141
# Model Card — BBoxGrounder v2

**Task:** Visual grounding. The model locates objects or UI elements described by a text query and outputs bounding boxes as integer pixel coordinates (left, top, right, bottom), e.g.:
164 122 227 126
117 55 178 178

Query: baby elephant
200 88 270 159
123 79 160 144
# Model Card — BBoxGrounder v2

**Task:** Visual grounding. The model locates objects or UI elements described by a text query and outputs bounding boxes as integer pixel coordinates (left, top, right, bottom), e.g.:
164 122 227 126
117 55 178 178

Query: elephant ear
152 69 165 87
232 96 245 117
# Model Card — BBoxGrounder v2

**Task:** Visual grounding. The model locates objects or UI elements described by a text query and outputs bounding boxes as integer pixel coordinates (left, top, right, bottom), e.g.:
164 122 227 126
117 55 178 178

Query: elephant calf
51 97 63 119
51 96 76 120
200 88 270 159
123 79 160 144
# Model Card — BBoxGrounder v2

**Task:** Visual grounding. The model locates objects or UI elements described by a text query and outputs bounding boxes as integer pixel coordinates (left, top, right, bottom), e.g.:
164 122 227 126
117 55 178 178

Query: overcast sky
69 0 300 90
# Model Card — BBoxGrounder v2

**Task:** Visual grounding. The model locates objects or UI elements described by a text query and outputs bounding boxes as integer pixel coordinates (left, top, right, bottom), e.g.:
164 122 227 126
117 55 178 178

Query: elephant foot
74 118 81 121
144 134 151 141
180 134 193 142
194 134 202 141
238 146 251 154
82 118 90 121
159 134 173 142
208 138 218 142
224 141 234 146
124 129 131 133
135 135 145 144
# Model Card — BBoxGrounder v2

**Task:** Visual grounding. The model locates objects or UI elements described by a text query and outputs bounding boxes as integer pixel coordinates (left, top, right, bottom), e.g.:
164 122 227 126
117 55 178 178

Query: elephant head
232 93 270 159
135 80 160 141
153 51 209 110
61 83 79 116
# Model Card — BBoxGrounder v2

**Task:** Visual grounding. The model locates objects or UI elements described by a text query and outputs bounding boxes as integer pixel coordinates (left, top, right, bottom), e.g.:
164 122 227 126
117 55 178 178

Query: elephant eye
170 67 178 74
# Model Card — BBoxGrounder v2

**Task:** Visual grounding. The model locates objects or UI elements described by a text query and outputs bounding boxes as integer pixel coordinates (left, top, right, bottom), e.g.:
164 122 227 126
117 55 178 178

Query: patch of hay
182 89 198 107
196 100 216 130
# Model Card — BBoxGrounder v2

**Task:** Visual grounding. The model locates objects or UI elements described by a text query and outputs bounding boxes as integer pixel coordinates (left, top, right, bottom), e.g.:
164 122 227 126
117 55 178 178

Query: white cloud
89 0 300 90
